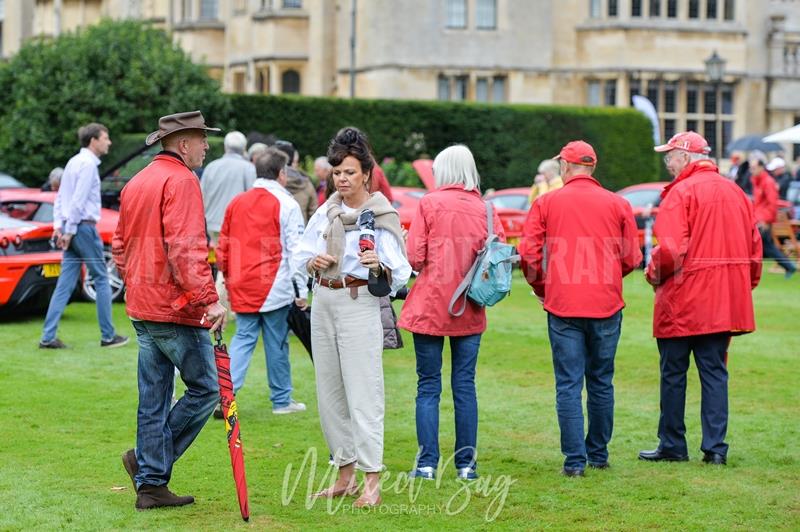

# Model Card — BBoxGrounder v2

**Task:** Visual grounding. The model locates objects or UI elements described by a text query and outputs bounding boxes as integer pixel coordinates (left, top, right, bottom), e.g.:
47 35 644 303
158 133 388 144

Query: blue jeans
413 333 481 471
41 222 115 342
131 320 219 488
547 311 622 470
229 305 293 408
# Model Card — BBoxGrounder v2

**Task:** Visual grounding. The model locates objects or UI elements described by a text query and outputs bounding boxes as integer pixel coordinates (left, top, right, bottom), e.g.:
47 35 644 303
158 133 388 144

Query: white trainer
272 400 307 415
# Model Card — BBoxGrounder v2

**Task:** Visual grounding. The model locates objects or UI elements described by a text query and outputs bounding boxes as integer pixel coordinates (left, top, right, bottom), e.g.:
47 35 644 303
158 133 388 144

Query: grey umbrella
726 135 783 154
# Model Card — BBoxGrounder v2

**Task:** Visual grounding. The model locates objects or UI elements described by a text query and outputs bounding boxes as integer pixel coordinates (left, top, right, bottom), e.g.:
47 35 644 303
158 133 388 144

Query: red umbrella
214 329 250 522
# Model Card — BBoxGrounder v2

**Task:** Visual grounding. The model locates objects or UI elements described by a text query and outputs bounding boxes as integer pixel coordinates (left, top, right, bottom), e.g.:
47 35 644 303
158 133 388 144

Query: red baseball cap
654 131 710 154
554 140 597 166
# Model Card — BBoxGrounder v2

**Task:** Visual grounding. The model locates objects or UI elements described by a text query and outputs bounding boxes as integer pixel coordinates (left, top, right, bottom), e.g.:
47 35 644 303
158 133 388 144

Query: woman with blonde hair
398 144 504 481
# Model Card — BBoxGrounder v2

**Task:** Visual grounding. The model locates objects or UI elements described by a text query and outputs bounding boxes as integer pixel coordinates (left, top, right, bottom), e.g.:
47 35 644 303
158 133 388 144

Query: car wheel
81 247 125 302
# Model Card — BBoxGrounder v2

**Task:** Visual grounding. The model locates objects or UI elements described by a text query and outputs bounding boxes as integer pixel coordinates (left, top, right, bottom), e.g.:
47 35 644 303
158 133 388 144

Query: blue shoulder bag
448 202 519 317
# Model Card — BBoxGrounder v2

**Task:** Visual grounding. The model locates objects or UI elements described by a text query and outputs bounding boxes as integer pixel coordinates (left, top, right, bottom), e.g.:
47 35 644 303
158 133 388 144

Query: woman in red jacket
398 145 504 481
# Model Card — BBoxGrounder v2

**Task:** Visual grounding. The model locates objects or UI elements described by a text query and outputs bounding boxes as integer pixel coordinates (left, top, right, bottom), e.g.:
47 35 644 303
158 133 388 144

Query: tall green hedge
229 94 660 191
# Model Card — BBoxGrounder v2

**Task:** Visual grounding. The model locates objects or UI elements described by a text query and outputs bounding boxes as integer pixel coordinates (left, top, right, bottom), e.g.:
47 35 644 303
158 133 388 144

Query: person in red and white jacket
519 140 641 476
216 147 309 415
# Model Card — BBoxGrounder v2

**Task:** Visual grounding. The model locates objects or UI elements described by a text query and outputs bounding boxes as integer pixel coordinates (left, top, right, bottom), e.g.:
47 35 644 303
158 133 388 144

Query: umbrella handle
214 328 223 346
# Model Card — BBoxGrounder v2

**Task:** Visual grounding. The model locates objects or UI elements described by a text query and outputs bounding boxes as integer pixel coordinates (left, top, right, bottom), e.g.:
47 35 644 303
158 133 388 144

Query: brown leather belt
318 275 368 290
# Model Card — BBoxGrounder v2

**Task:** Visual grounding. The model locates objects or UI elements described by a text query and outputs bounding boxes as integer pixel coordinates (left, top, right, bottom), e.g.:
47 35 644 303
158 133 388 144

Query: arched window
282 69 301 94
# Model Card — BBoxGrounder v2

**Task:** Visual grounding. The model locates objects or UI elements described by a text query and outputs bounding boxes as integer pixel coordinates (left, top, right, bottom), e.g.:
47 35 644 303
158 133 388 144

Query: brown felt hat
145 110 221 146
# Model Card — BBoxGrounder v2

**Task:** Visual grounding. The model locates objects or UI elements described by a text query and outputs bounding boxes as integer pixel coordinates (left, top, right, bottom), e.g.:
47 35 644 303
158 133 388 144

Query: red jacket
646 160 762 338
398 185 504 336
519 174 641 319
112 153 218 327
751 170 778 224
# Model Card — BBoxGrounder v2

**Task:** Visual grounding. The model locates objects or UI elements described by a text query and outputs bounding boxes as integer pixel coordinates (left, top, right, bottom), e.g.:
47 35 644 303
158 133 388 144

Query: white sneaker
272 400 307 415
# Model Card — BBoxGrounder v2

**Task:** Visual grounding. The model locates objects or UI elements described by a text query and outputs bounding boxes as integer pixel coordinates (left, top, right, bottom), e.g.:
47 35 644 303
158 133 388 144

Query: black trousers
656 333 731 457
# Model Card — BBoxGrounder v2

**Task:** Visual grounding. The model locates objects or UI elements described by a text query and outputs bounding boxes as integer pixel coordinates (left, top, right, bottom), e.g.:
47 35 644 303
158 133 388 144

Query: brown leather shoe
121 449 138 489
135 485 195 510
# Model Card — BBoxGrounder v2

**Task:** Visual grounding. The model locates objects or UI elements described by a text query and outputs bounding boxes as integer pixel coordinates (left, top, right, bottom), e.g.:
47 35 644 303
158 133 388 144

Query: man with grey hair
200 130 256 241
639 131 761 466
247 142 268 163
313 155 332 205
43 167 64 192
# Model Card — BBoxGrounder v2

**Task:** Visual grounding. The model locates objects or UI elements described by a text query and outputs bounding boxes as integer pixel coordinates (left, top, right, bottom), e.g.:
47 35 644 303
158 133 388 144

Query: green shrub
0 19 230 185
228 94 660 191
381 159 424 187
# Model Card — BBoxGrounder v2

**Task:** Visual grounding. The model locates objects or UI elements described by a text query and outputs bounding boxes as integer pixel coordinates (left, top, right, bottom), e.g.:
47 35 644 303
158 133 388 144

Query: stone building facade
2 0 798 156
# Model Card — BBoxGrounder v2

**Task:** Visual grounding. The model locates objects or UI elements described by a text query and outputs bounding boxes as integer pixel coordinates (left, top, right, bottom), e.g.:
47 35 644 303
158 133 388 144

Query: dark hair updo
327 127 375 176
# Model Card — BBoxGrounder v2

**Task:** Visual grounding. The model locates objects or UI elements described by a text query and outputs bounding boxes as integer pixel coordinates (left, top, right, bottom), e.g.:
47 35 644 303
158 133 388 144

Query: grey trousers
311 284 385 472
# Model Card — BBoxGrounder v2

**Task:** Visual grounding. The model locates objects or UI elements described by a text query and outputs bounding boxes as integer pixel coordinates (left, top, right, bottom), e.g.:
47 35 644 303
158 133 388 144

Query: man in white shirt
200 131 256 240
40 123 128 349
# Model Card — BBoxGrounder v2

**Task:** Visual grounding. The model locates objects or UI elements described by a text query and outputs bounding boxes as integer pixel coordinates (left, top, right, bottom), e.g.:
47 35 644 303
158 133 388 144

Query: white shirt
294 202 412 294
254 178 308 311
53 148 102 234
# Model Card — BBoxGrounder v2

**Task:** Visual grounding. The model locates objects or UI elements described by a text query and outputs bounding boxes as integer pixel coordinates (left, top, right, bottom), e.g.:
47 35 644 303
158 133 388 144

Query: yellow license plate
42 263 61 278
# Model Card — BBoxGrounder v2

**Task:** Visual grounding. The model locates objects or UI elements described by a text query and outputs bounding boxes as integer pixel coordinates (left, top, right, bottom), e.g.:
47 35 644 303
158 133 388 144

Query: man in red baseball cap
639 131 762 466
519 140 641 476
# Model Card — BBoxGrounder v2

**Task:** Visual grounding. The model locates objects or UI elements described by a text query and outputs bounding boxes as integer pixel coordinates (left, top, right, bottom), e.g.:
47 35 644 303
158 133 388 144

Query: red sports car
616 182 668 249
483 187 531 246
0 188 123 302
0 215 63 314
390 186 427 230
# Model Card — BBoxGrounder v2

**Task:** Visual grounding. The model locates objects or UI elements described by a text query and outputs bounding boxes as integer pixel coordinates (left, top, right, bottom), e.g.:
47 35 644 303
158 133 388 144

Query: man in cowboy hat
113 111 227 510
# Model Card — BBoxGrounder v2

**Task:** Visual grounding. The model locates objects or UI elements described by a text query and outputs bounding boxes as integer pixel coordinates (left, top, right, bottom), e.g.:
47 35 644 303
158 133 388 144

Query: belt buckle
327 278 335 289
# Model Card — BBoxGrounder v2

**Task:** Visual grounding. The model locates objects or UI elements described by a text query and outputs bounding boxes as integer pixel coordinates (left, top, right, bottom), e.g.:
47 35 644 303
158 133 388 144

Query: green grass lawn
0 272 798 530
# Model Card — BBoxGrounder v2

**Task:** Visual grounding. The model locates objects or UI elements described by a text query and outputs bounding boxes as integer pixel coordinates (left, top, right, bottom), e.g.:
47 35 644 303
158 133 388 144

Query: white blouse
293 202 412 295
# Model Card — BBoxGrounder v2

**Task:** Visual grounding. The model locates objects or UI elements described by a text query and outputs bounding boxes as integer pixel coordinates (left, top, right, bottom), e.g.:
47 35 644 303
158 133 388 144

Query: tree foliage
0 19 230 184
229 94 660 191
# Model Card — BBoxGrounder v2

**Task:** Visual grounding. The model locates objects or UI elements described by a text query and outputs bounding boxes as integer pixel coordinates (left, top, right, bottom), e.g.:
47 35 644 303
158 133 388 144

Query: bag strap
448 252 482 317
447 201 496 317
447 201 497 318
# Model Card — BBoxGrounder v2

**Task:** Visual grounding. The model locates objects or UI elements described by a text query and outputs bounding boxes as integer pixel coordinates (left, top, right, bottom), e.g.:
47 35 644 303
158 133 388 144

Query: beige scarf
321 191 407 278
